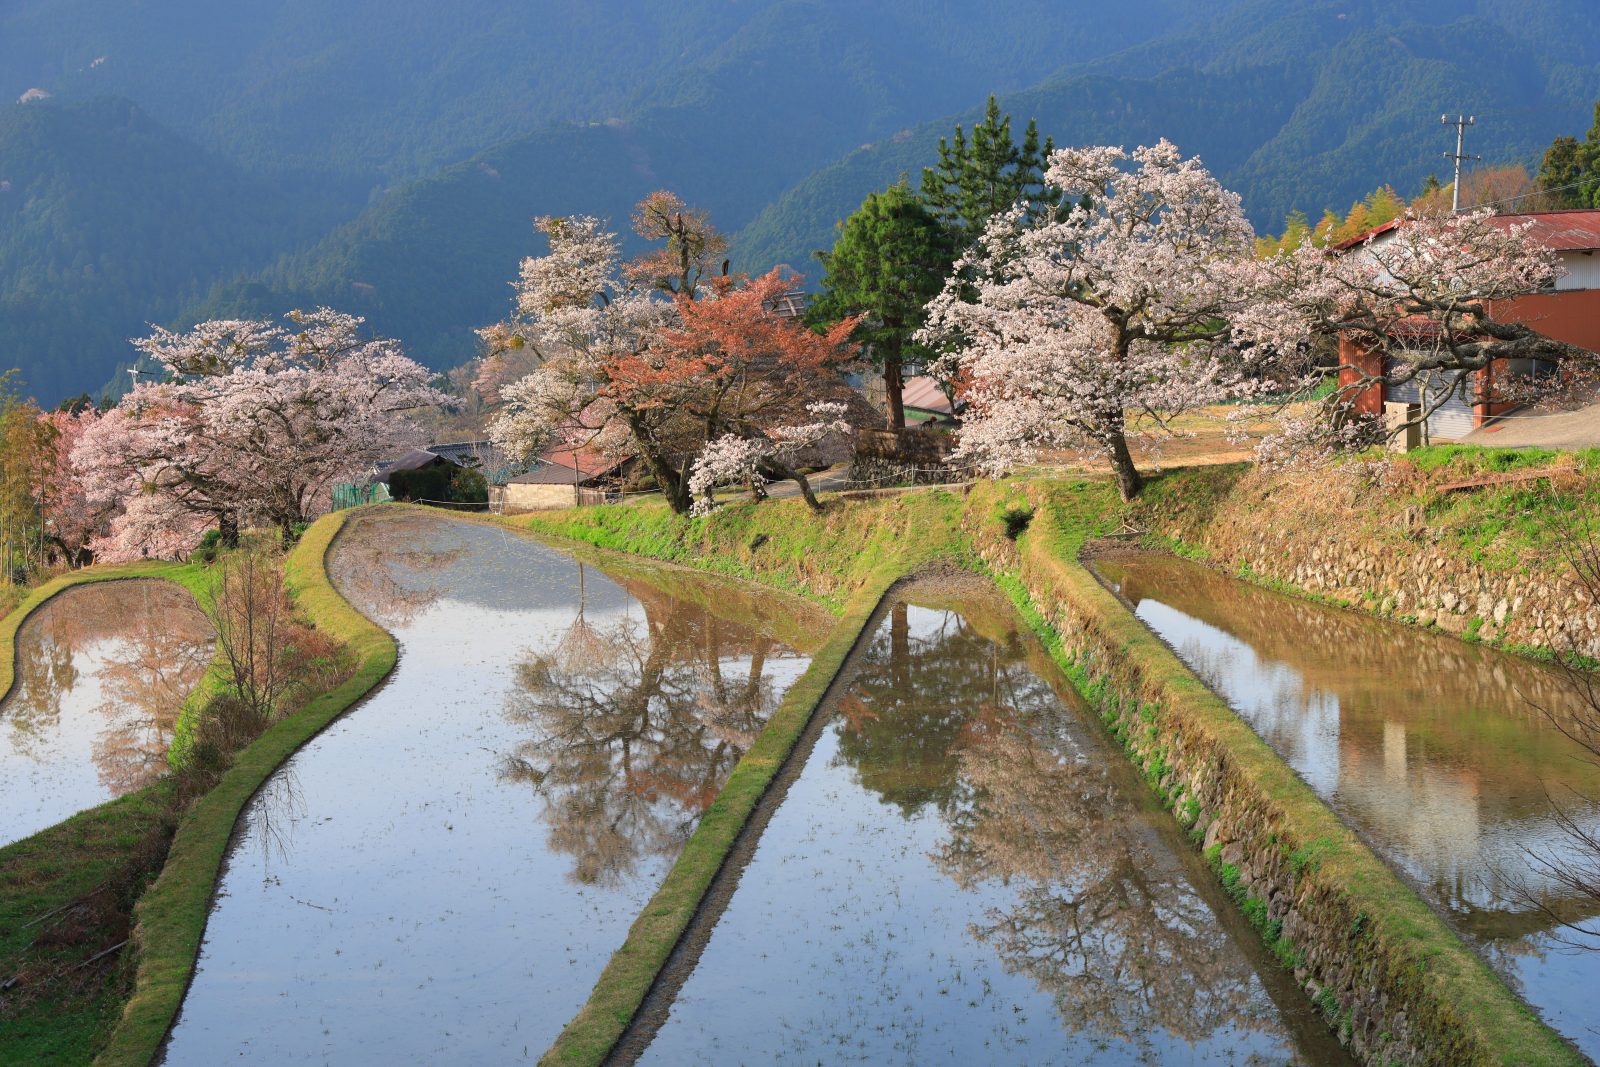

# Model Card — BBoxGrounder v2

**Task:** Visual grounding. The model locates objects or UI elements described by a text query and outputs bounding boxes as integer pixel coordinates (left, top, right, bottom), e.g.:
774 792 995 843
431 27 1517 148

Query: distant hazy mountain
2 0 1222 400
735 0 1600 269
0 0 1218 181
0 98 363 401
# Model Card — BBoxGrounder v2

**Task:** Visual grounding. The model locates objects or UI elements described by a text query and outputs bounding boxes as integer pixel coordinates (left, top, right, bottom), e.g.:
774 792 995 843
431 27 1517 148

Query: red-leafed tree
485 197 863 514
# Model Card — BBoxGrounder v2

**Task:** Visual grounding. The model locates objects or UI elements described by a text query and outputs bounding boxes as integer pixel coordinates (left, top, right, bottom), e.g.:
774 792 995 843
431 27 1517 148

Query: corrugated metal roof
1332 209 1600 253
507 445 623 484
1491 210 1600 251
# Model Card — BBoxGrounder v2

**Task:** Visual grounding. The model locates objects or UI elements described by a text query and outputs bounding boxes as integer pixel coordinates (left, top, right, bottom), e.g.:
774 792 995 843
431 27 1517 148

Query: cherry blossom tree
74 309 444 559
485 200 861 514
39 407 108 566
1269 209 1595 449
688 402 853 514
922 140 1306 501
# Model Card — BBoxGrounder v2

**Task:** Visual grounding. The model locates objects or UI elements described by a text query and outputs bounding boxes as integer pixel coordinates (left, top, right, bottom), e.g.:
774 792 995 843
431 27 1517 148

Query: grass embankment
94 509 397 1067
518 475 1579 1066
1135 446 1600 578
513 490 979 1066
0 562 213 1065
1009 488 1579 1066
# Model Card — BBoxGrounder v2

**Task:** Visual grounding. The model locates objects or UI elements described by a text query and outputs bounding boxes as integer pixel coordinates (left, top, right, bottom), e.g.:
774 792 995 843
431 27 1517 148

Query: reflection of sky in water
642 601 1343 1066
161 514 816 1065
1106 559 1600 1059
0 581 212 848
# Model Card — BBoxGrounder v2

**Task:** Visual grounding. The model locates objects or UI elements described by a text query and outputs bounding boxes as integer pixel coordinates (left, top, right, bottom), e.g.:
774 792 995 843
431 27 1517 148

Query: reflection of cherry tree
91 609 214 792
831 596 1288 1052
936 718 1284 1051
833 603 1013 815
3 582 211 789
500 586 784 886
4 628 78 755
327 514 467 627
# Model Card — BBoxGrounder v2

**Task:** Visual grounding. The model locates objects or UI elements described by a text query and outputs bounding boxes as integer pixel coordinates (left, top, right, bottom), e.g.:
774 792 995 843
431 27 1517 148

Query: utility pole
1441 115 1480 213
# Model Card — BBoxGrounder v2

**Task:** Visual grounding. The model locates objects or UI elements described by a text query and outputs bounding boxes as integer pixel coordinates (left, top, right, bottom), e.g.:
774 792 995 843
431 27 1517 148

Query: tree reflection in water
501 570 785 886
327 513 467 627
839 598 1295 1055
4 580 212 792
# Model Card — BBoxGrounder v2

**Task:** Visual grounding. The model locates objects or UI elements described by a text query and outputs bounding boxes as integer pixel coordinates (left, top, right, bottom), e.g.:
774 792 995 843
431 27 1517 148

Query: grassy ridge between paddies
515 477 1578 1066
1005 483 1580 1066
93 508 398 1067
0 561 218 1066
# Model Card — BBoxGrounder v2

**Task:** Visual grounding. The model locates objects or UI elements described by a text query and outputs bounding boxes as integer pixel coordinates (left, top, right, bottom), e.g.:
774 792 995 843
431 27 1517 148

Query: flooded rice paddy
0 580 212 848
636 586 1348 1065
1095 553 1600 1058
159 512 824 1064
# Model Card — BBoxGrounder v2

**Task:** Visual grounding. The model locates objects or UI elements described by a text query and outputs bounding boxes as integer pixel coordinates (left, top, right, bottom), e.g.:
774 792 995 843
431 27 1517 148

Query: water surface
160 512 823 1064
639 589 1347 1065
1096 553 1600 1057
0 579 212 847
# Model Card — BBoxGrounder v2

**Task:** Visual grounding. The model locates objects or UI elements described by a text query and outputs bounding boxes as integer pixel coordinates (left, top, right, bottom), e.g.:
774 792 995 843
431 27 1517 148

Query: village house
1335 209 1600 440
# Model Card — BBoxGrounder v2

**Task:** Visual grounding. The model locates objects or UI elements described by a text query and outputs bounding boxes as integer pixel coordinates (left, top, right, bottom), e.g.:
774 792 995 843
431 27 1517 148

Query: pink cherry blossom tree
74 308 444 559
1266 209 1594 450
38 407 108 566
687 402 853 515
922 140 1308 501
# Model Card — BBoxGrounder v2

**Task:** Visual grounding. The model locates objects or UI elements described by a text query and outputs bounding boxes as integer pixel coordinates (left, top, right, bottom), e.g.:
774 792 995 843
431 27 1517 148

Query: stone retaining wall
1148 477 1600 661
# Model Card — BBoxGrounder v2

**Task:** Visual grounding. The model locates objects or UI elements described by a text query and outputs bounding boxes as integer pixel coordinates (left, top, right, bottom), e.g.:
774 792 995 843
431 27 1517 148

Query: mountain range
2 0 1596 401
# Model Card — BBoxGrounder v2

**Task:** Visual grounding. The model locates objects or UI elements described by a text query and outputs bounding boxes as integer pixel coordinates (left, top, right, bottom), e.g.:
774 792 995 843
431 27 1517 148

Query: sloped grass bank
519 480 1579 1067
0 563 214 1065
94 510 397 1067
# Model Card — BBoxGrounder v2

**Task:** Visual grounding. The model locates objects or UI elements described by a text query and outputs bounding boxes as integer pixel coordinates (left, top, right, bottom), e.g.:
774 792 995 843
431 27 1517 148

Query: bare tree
1515 514 1600 945
207 546 295 726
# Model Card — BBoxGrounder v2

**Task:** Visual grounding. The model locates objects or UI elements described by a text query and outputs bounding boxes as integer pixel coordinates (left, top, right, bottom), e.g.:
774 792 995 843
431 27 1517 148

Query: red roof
540 444 623 480
1332 209 1600 253
1488 210 1600 251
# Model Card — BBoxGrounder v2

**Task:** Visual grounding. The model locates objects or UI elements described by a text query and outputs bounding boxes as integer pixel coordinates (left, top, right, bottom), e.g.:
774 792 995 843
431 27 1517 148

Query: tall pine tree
920 96 1054 244
811 183 956 429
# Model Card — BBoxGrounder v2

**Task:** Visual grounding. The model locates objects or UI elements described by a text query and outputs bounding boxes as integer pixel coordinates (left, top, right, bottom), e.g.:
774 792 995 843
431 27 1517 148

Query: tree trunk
884 355 906 430
218 512 240 549
763 459 820 510
1104 416 1143 501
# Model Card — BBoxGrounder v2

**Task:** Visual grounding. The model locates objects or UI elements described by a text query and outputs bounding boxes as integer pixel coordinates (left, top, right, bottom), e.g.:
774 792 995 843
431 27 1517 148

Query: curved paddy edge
93 508 399 1067
516 481 1582 1067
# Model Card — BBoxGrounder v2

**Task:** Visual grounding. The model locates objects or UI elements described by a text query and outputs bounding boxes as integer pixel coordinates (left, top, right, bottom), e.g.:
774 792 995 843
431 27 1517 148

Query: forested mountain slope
0 99 362 400
735 0 1600 270
2 0 1216 181
186 0 1224 369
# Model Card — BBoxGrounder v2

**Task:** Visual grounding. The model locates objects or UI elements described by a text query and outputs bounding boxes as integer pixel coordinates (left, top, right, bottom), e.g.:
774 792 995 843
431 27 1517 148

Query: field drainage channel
1093 550 1600 1061
155 510 828 1064
616 574 1351 1065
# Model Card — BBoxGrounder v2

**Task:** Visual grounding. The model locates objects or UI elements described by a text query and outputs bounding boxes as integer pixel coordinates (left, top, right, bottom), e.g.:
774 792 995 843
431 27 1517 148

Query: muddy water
1095 553 1600 1058
159 512 824 1064
0 580 212 847
637 587 1348 1066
